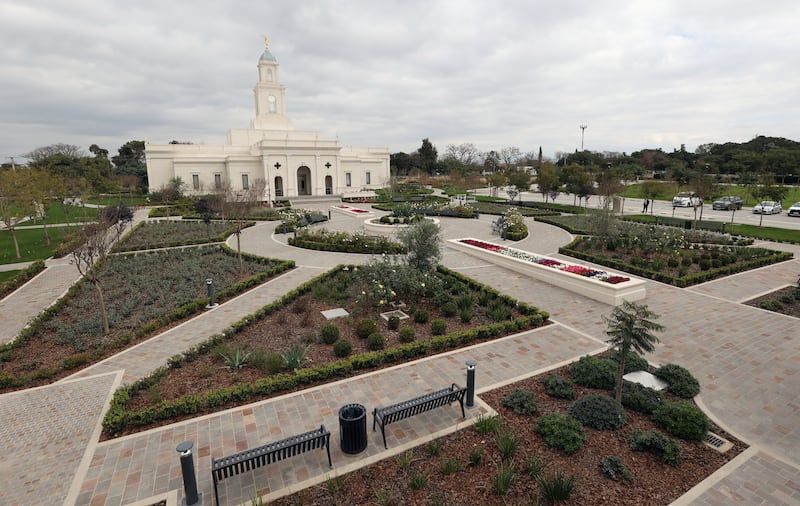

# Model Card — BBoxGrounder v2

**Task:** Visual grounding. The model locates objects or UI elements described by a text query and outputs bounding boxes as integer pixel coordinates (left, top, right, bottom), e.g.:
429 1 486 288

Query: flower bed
331 204 373 216
448 238 646 306
364 216 439 234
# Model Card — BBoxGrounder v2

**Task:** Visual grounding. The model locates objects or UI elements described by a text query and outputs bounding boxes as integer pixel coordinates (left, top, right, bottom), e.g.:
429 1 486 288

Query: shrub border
0 260 46 300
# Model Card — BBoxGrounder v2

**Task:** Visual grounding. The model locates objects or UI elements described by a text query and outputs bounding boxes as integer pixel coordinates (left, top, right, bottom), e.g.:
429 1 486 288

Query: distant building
145 40 390 200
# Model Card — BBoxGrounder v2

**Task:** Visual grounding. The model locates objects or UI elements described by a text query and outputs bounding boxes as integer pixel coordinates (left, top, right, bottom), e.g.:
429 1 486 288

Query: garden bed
0 246 292 392
101 265 550 437
273 359 745 505
364 216 440 234
113 220 246 251
744 284 800 318
448 238 646 306
331 204 373 216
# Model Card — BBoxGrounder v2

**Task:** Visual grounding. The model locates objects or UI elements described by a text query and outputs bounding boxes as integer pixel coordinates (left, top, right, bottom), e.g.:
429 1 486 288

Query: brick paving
1 207 799 505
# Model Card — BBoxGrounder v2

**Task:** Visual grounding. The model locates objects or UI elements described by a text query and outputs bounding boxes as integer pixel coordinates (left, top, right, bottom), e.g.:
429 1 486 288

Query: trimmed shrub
654 363 700 398
387 315 400 330
629 429 682 467
570 355 617 390
601 455 632 483
356 319 378 339
621 382 664 415
431 319 447 336
441 301 458 317
320 323 340 344
534 413 585 454
413 309 429 323
569 394 627 430
652 401 709 441
367 332 386 350
608 350 649 373
543 375 577 400
398 326 416 343
332 339 352 357
500 389 539 415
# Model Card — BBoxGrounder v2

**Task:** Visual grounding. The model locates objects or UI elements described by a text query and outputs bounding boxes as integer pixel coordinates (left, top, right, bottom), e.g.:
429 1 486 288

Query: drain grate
704 431 733 453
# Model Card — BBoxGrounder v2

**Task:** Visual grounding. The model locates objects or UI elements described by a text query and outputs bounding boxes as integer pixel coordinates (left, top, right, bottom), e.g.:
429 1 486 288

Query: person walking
642 198 650 213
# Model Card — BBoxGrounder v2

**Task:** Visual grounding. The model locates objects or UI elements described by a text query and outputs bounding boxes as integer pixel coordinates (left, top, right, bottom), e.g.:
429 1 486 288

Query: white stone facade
145 43 390 200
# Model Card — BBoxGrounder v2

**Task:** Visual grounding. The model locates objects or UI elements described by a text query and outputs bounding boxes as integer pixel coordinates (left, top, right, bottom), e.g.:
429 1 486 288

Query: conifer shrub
654 363 700 398
570 355 617 390
568 394 627 430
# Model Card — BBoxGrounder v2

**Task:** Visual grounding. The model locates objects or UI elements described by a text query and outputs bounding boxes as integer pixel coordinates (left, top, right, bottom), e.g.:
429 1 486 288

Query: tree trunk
12 228 21 259
236 231 243 273
94 281 110 336
42 218 51 245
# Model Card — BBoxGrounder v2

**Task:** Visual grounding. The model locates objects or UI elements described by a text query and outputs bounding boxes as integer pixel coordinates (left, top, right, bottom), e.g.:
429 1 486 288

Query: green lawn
0 270 21 283
727 223 800 244
1 227 71 264
15 203 99 226
88 194 149 206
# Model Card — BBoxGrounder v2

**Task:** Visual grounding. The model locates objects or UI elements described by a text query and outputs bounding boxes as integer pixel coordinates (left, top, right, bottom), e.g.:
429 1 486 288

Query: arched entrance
274 176 284 197
297 166 311 195
325 175 333 195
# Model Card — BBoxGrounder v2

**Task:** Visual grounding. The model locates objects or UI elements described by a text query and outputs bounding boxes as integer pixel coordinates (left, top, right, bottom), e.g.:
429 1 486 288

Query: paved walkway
1 205 798 505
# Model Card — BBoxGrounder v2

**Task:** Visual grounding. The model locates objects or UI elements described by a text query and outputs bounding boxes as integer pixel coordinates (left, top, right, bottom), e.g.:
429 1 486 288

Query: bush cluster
621 381 665 415
629 429 682 467
431 319 447 335
320 323 340 344
534 413 585 454
367 332 386 350
387 315 400 330
570 355 617 390
413 309 429 323
500 389 539 415
542 375 577 400
652 401 709 441
568 394 627 430
607 350 649 374
333 339 352 357
355 319 377 339
601 455 633 483
398 326 416 342
654 363 700 398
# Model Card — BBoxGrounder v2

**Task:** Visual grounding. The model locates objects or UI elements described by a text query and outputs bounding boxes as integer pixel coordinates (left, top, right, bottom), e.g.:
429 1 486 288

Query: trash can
612 196 622 213
339 403 368 454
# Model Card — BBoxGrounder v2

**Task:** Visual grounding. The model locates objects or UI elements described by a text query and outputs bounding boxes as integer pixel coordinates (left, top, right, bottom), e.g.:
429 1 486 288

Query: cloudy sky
1 0 798 164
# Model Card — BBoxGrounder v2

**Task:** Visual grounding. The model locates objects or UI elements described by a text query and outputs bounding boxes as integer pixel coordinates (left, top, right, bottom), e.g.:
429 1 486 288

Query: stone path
1 206 799 505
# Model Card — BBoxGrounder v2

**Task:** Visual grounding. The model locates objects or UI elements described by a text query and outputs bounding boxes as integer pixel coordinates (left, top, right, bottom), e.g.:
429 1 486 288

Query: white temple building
145 39 390 201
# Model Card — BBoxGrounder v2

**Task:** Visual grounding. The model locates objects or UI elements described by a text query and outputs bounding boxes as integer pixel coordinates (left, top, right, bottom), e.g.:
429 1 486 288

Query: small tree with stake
71 220 112 336
604 300 664 401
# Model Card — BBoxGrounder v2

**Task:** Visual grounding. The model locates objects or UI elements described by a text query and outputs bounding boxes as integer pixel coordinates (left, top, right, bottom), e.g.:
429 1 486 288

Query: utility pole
579 124 587 151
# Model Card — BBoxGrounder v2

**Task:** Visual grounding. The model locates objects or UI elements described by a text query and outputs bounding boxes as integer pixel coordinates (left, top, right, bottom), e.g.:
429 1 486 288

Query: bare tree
223 178 265 272
24 143 84 162
443 142 482 167
498 146 522 171
0 169 33 259
71 221 112 336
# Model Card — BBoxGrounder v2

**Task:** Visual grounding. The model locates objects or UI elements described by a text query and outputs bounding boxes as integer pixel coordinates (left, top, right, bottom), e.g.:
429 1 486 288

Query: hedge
0 260 46 300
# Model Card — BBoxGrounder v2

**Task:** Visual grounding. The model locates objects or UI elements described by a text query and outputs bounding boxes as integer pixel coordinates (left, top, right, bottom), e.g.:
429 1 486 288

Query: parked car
788 202 800 217
712 196 743 210
672 192 702 207
752 201 782 214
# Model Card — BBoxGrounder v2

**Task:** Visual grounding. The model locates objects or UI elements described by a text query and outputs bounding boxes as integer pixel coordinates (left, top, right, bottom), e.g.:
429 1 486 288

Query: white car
752 201 782 214
672 192 702 207
787 202 800 217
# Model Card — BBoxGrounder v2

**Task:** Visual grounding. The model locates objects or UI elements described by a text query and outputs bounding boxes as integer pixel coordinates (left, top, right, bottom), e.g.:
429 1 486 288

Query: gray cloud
1 0 798 163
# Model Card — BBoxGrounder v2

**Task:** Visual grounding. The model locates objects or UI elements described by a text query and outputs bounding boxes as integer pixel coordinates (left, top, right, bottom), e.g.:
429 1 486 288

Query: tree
751 173 788 227
596 164 624 210
604 301 664 401
505 168 531 203
222 177 265 272
397 219 441 272
71 221 113 336
101 204 134 242
689 173 717 224
417 138 438 174
536 163 560 203
28 169 65 245
112 140 148 185
24 143 84 162
443 142 481 168
498 146 522 171
639 180 662 215
390 152 413 176
0 169 32 259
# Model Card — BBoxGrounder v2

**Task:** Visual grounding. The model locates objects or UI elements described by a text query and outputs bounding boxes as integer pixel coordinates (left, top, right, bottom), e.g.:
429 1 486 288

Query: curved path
0 203 798 505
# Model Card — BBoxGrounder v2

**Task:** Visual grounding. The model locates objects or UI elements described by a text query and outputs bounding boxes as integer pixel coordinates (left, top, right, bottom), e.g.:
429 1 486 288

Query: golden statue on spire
263 35 269 50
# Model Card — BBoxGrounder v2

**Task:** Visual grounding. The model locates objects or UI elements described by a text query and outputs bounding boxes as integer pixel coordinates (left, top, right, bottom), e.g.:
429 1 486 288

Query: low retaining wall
447 238 646 306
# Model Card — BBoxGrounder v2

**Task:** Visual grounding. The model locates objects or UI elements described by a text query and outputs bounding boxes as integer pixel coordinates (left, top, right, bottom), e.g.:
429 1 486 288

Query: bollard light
466 360 477 408
176 441 202 505
206 279 218 309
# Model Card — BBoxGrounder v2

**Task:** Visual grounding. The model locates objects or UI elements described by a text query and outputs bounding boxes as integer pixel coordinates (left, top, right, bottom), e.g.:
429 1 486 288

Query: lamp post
465 360 477 408
206 279 218 309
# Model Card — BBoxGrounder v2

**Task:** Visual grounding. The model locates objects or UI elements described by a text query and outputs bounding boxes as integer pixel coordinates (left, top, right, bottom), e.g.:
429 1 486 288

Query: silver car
752 201 782 214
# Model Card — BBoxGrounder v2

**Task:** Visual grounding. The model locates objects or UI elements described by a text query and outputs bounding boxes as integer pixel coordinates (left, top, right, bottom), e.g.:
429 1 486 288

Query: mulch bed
272 363 746 506
743 285 800 318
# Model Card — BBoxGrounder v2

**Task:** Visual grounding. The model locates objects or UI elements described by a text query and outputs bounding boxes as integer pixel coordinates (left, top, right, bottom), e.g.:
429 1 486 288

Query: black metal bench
211 425 331 505
372 384 467 449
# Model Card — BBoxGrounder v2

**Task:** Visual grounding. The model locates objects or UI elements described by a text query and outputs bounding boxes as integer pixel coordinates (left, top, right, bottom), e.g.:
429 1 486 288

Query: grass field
0 270 21 283
1 227 71 264
88 194 149 206
15 203 99 226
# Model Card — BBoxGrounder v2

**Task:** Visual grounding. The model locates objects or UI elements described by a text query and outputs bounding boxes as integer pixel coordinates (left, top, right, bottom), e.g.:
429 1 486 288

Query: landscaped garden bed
101 264 550 437
271 355 745 505
113 220 248 251
0 245 293 392
448 238 645 305
288 228 406 254
745 281 800 318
